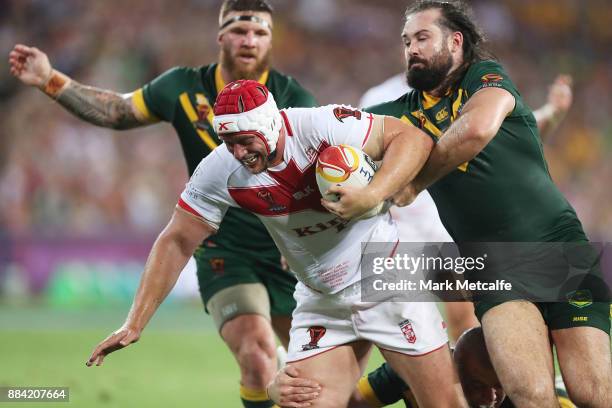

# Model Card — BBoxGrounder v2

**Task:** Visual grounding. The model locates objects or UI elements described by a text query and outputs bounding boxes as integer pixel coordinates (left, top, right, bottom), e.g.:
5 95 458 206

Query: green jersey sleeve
285 79 317 108
141 67 194 122
461 60 526 116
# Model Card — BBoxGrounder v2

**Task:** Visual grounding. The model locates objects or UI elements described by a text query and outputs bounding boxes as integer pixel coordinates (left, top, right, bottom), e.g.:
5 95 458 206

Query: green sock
239 385 276 408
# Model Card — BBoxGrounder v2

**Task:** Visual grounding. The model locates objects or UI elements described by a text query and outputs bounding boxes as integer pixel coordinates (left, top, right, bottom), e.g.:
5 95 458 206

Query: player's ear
450 31 463 53
217 32 224 44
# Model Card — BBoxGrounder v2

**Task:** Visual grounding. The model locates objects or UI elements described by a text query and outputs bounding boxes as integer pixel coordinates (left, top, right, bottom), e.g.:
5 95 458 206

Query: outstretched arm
533 74 573 141
86 207 215 366
9 44 155 129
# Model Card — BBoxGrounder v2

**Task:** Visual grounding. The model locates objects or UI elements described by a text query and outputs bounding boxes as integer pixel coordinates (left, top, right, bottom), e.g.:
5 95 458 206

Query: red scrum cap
213 80 282 154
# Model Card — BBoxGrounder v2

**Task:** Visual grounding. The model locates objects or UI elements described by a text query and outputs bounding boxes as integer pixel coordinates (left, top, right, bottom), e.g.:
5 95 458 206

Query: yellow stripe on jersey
451 89 464 121
356 376 385 407
411 110 442 139
558 396 576 408
422 92 442 109
239 385 270 402
132 88 159 122
400 115 414 126
179 92 218 150
214 64 270 92
410 109 469 172
195 93 215 125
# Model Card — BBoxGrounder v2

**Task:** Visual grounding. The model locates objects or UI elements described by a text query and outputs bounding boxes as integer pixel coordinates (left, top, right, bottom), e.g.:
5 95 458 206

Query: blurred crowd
1 0 611 240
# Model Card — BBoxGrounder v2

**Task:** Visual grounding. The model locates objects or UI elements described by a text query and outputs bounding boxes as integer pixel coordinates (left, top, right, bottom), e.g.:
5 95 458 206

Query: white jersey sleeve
285 105 375 149
178 147 238 229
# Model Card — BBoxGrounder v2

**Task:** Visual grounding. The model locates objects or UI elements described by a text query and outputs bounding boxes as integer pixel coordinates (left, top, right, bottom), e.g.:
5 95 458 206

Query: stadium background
0 0 610 406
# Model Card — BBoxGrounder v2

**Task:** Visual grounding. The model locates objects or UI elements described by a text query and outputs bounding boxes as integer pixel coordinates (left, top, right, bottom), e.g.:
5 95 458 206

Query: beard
220 44 271 81
405 47 453 92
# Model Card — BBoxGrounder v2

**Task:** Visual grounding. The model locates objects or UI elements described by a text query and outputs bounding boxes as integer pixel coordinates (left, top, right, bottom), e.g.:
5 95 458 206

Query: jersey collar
215 65 270 93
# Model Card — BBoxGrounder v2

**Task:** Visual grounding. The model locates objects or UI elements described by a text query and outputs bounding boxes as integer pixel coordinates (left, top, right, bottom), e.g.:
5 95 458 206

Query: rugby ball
315 144 383 219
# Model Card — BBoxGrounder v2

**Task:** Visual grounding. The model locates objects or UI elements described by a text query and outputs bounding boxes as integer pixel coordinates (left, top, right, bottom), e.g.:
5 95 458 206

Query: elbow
465 122 498 146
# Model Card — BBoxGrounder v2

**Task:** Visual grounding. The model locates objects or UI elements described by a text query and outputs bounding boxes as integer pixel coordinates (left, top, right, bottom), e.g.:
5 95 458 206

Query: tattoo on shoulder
56 81 142 129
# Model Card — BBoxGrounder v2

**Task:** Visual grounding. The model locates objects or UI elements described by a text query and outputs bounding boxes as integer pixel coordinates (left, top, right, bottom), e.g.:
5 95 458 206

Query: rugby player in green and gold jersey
364 1 610 407
9 1 315 407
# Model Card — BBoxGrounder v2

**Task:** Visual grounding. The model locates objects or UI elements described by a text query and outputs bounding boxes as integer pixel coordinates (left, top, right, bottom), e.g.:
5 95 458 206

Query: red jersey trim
280 110 293 137
178 198 202 218
361 113 375 148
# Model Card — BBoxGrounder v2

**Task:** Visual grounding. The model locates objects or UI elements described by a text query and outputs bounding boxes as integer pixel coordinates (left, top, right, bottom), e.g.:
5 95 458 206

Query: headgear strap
220 15 271 31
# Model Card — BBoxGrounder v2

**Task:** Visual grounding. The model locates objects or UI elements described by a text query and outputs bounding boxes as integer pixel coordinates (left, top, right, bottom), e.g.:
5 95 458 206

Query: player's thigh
379 345 464 408
443 302 479 342
258 256 298 317
195 247 271 329
257 255 297 348
288 341 371 408
271 315 292 349
549 302 612 404
481 301 556 399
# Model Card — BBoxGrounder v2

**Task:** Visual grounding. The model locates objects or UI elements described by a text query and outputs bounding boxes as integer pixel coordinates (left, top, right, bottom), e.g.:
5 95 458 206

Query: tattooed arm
9 44 156 129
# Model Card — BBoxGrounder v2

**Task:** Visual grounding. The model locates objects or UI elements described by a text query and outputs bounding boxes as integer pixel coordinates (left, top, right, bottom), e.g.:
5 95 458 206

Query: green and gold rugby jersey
133 64 316 253
366 60 585 242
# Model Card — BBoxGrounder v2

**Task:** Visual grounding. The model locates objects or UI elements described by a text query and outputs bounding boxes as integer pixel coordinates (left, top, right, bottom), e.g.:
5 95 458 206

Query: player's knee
235 337 277 387
565 375 612 408
503 379 557 408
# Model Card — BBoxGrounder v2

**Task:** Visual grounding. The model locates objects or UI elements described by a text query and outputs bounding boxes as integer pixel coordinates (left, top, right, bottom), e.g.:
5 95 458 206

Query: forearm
41 70 142 130
124 210 213 331
368 133 432 201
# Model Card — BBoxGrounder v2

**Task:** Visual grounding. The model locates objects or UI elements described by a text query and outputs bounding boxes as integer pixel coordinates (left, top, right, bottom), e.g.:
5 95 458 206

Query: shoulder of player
192 146 241 183
364 92 413 118
463 59 508 82
267 69 315 106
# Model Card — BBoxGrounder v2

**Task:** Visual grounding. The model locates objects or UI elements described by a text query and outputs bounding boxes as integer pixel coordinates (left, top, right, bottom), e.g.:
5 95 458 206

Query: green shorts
193 246 297 317
475 300 611 334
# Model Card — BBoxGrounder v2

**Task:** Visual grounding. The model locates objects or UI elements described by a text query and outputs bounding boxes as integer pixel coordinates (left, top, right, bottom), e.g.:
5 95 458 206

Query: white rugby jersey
179 105 399 294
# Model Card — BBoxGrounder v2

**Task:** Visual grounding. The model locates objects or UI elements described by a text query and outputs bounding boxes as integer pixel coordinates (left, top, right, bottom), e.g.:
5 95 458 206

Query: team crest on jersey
209 258 225 274
566 289 593 309
302 326 326 351
435 106 449 122
195 94 213 130
333 107 362 123
412 110 427 129
257 189 287 213
481 73 503 83
399 319 417 344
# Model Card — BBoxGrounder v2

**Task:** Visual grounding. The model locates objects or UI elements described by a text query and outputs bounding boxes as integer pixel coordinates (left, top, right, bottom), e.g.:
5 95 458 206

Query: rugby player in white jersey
86 79 467 408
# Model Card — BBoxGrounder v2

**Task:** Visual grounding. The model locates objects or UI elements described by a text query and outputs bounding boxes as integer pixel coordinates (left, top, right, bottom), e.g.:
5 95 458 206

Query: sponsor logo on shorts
566 289 593 309
302 326 326 351
398 319 417 344
333 107 362 123
572 316 588 322
209 258 225 275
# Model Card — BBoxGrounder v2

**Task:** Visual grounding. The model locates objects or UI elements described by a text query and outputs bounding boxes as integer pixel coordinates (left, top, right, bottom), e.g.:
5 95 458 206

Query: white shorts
287 282 448 362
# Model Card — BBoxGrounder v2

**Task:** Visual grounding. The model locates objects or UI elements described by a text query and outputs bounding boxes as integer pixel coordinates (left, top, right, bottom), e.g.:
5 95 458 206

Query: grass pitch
0 304 401 407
